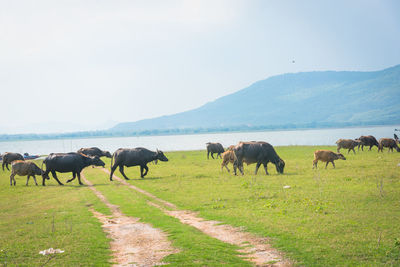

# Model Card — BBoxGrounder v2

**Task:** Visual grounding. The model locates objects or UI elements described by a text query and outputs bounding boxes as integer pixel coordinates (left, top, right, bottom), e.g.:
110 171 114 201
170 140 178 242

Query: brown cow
312 150 346 169
2 152 24 171
10 160 43 186
378 138 400 152
336 139 360 154
221 150 236 172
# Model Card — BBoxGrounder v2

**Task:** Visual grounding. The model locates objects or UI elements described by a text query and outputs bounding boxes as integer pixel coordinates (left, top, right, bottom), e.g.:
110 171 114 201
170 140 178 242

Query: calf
312 150 346 169
221 150 236 172
10 160 43 186
2 152 24 171
336 139 360 154
378 138 400 152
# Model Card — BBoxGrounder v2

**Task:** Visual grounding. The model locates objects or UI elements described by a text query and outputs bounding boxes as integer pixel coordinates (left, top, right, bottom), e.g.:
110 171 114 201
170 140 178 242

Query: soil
82 174 178 267
103 169 292 266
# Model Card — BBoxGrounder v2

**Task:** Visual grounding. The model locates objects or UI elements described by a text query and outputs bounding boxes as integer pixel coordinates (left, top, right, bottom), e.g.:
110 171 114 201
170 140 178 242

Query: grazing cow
2 152 24 171
312 150 346 169
10 160 43 186
378 138 400 152
110 148 168 180
206 142 224 159
335 139 360 154
356 135 379 151
233 141 285 175
42 152 105 186
77 147 112 158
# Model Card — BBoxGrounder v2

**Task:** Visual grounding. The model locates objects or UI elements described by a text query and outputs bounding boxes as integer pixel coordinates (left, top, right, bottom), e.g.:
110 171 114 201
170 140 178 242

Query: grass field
1 146 399 266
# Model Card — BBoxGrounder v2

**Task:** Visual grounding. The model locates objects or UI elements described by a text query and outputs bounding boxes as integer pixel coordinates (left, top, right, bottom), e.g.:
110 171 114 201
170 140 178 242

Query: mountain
111 65 400 133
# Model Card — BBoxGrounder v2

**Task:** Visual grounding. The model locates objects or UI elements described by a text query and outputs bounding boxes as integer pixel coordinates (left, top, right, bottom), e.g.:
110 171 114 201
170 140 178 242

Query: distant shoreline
0 122 398 143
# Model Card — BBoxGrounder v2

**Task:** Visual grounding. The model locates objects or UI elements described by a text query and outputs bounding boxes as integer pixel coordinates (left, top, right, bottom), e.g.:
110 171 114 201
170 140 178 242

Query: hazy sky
1 0 400 134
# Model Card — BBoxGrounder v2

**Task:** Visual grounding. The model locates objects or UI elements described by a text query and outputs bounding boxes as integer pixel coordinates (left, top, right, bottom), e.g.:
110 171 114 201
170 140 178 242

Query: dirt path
82 174 178 267
102 169 291 266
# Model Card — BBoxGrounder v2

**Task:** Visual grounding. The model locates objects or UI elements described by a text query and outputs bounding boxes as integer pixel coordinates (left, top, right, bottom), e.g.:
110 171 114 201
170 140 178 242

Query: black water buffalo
2 152 24 171
356 135 379 151
206 142 224 159
233 141 285 175
110 148 168 180
77 147 112 158
42 152 105 186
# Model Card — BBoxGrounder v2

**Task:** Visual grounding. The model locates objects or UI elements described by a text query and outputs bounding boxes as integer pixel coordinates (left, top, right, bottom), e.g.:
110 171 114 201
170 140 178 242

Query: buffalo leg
76 172 84 185
211 152 215 159
352 148 356 154
325 162 329 169
140 164 149 178
254 162 262 175
222 163 230 172
66 173 77 183
207 151 210 159
32 175 38 186
332 161 336 168
312 160 318 169
263 163 269 175
3 163 10 171
119 165 130 180
26 175 30 186
10 174 15 186
42 171 49 186
51 171 64 185
110 164 118 181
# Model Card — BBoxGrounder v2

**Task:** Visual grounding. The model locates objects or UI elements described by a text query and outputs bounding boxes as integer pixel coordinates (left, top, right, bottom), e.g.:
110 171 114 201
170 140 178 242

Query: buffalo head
104 151 112 158
90 156 106 167
275 159 285 174
156 149 168 162
337 153 346 160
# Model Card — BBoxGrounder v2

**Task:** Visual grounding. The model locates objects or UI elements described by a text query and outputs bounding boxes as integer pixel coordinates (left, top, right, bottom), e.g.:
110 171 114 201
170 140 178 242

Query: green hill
111 64 400 132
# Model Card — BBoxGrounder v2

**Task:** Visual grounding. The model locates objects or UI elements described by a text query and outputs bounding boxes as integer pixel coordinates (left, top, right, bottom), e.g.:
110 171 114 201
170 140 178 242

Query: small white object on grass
283 185 291 189
39 248 64 255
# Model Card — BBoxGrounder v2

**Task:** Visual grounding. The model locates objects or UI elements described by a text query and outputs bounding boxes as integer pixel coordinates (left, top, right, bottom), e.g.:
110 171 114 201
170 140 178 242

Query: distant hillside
110 65 400 132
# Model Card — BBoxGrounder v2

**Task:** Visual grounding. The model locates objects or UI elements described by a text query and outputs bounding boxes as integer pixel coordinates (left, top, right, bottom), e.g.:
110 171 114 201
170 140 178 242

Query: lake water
0 125 398 155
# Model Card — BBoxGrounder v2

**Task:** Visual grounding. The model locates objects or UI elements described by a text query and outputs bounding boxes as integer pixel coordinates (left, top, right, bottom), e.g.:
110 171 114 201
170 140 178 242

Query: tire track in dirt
82 174 178 267
102 169 292 267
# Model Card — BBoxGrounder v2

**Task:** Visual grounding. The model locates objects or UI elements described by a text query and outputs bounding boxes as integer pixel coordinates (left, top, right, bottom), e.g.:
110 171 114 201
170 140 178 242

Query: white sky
1 0 400 134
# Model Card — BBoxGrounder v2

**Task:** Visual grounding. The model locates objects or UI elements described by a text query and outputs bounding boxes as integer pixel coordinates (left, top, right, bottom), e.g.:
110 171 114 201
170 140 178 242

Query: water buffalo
10 160 43 186
109 148 168 180
42 152 105 186
335 139 360 154
233 141 285 175
378 138 400 152
206 142 224 159
312 150 346 169
77 147 112 158
356 135 379 151
2 152 24 171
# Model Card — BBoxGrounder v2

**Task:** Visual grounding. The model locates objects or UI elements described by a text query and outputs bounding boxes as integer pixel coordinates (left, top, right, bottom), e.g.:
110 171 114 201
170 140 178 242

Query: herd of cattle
1 134 399 186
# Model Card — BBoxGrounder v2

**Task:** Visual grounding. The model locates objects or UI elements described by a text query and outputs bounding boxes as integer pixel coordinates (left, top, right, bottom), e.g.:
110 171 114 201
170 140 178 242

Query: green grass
0 161 112 266
98 146 400 266
1 146 399 266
